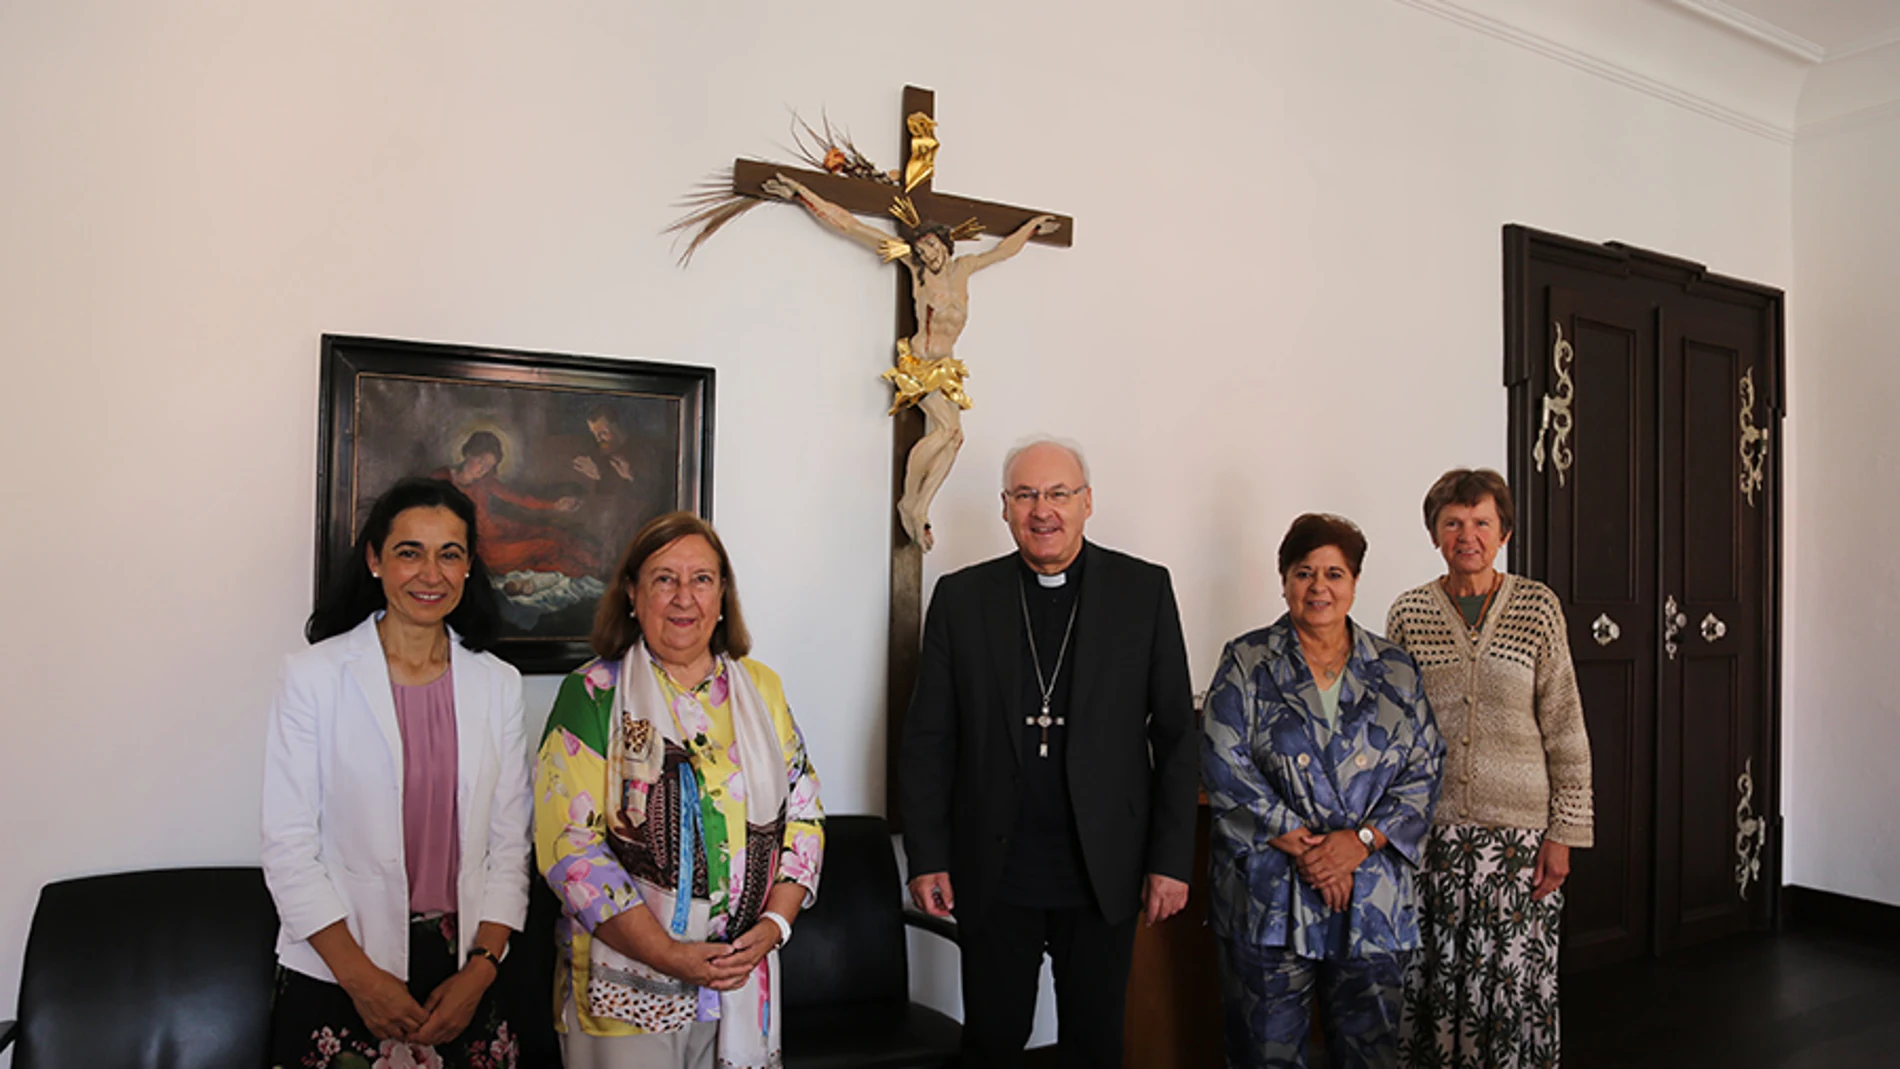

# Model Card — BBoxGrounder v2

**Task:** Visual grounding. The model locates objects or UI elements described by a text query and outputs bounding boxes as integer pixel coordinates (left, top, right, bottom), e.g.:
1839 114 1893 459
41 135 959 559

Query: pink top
393 670 460 916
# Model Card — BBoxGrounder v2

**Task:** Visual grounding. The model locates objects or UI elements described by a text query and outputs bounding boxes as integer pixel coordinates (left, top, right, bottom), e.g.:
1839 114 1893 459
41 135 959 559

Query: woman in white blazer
262 477 533 1068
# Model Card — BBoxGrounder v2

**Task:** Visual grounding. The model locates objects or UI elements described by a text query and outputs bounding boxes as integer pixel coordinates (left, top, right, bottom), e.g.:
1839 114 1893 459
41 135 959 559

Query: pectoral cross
1027 705 1066 759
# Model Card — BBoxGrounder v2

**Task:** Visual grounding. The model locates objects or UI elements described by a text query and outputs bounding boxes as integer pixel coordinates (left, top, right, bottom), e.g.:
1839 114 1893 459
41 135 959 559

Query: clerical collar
1019 546 1086 589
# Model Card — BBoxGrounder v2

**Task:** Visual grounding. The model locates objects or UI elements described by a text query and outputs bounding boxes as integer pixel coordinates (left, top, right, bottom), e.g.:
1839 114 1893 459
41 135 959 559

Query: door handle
1591 613 1621 647
1664 595 1688 661
1701 612 1728 643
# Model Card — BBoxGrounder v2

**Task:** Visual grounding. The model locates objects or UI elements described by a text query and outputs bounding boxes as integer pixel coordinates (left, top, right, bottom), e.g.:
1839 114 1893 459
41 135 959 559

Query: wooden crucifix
727 85 1073 815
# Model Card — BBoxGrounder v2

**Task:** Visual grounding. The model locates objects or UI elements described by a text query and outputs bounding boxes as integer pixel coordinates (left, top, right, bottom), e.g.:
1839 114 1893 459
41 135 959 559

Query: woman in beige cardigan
1385 469 1592 1069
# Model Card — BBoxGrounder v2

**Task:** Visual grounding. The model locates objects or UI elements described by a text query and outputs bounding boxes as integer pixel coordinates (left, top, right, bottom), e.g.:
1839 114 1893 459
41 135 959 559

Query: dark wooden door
1505 227 1783 969
1656 303 1776 953
1525 284 1661 970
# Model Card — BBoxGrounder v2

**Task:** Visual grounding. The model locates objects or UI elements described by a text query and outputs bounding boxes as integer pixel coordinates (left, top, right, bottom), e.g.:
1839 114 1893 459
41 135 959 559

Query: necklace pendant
1038 741 1049 758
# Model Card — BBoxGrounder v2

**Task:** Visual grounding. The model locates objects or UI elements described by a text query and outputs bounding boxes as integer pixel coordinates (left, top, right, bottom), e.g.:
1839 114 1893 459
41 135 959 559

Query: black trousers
958 899 1138 1069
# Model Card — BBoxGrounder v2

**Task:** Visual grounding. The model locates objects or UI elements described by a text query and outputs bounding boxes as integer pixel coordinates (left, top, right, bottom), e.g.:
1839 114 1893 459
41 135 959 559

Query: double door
1504 226 1783 969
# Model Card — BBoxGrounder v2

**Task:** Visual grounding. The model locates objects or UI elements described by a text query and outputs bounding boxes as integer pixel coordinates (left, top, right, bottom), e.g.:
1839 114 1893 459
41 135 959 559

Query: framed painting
316 334 714 673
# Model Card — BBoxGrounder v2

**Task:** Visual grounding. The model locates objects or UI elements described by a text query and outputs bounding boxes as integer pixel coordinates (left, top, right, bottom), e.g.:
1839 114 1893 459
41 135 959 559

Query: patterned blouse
1202 616 1445 960
534 655 825 1036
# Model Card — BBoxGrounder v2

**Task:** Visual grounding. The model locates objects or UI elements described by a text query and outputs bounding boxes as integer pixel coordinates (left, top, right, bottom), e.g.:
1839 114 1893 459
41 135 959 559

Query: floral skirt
270 913 518 1069
1398 824 1563 1069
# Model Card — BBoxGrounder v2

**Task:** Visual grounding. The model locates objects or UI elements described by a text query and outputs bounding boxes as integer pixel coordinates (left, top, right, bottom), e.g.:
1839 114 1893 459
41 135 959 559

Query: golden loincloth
881 339 972 415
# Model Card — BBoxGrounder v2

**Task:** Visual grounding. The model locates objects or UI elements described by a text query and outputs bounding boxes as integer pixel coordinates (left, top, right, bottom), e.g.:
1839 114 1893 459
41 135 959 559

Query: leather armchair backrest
15 867 277 1069
779 815 908 1009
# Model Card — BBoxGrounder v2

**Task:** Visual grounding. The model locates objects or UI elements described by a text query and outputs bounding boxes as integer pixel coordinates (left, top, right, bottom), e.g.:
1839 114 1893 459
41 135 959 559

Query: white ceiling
1702 0 1900 58
1401 0 1900 136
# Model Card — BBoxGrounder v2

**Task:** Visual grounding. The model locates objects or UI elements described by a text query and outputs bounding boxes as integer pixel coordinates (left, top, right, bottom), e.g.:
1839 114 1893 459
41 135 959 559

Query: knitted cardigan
1385 574 1594 847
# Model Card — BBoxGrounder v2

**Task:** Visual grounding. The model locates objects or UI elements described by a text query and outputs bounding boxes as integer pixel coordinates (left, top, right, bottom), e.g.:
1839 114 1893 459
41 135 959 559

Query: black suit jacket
899 542 1198 932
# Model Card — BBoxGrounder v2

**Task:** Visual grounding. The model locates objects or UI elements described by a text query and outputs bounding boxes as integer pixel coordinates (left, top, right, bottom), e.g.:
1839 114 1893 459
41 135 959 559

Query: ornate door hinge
1735 758 1768 899
1740 367 1769 508
1532 323 1575 487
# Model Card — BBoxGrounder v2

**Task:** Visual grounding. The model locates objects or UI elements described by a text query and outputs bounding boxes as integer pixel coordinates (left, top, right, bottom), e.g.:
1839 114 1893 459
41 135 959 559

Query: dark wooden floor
1564 928 1900 1068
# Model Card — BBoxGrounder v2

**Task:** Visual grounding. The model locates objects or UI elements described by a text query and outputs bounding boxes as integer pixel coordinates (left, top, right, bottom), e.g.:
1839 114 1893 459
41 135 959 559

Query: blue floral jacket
1201 615 1444 960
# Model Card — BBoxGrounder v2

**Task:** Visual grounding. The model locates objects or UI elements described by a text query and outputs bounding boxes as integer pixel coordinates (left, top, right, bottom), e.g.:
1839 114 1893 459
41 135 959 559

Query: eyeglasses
640 572 720 595
1005 486 1088 507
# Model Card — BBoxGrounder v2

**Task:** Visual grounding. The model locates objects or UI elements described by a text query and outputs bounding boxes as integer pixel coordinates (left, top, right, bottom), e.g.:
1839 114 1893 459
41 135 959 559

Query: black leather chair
2 821 957 1069
0 867 278 1069
780 814 961 1069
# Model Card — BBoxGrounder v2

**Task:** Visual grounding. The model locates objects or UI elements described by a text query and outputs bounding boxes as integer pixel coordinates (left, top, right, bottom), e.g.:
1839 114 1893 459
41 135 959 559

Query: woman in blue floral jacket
1202 513 1445 1069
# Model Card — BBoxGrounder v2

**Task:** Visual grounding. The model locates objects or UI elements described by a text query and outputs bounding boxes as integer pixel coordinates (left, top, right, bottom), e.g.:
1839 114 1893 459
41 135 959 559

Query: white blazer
260 614 533 982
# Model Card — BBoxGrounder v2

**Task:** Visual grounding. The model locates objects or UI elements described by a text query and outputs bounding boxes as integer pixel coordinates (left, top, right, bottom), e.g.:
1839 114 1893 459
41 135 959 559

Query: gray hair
1001 435 1092 488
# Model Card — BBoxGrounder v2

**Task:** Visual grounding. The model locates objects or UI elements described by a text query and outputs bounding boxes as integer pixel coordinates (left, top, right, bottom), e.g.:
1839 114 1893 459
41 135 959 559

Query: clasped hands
657 918 783 993
1269 826 1372 913
339 956 495 1047
573 455 634 482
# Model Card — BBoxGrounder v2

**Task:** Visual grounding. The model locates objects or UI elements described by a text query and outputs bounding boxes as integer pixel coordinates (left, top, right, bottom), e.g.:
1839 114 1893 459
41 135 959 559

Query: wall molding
1391 0 1794 144
1798 95 1900 142
1829 26 1900 63
1664 0 1826 63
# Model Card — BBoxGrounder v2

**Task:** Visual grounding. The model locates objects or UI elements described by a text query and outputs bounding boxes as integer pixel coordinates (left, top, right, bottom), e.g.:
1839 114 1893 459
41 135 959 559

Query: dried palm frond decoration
665 110 902 266
665 168 764 267
789 111 900 187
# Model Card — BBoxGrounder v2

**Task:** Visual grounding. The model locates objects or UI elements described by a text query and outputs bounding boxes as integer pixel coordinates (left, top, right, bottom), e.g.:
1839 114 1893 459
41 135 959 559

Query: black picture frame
316 334 714 674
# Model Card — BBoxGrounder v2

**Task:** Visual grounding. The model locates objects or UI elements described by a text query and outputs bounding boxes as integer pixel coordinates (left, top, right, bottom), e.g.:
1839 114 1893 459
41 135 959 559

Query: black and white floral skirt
270 913 518 1069
1399 824 1563 1069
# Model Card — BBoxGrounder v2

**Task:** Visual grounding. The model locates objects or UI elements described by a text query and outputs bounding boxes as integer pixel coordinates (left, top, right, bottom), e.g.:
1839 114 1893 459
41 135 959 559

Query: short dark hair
461 431 503 462
1422 468 1516 536
1277 513 1369 578
305 477 501 649
591 512 752 661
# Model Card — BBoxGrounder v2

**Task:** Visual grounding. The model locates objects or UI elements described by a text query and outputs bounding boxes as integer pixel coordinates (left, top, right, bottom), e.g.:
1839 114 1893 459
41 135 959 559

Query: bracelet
761 910 792 949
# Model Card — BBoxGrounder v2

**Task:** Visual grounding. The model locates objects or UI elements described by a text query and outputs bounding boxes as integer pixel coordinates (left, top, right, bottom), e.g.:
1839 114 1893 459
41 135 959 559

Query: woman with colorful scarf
534 512 824 1069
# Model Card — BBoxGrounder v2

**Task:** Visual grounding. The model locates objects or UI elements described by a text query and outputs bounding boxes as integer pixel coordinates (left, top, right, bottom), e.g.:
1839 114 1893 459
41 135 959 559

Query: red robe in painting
435 468 604 578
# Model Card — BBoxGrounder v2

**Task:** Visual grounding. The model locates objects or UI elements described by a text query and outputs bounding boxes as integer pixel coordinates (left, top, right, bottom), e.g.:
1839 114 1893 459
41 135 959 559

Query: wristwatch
467 944 505 970
1356 826 1377 852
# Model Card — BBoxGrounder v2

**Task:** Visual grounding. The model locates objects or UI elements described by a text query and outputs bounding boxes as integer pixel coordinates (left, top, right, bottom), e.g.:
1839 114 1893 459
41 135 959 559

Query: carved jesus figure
764 172 1060 550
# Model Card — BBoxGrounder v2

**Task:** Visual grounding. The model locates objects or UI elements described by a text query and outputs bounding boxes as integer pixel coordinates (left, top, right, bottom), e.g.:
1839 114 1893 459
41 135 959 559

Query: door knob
1701 612 1728 643
1591 613 1621 647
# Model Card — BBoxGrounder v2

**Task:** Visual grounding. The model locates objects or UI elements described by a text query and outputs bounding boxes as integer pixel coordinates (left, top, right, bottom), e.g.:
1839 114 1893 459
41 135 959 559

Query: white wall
0 0 1796 1052
1785 41 1900 907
